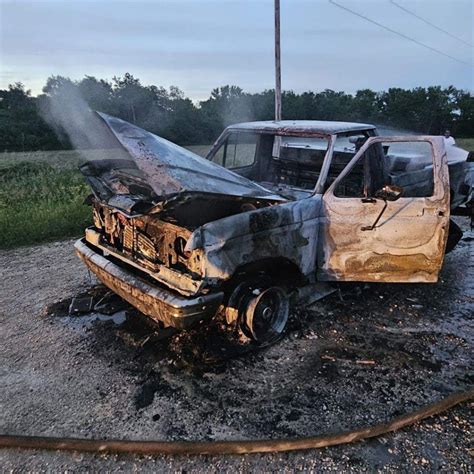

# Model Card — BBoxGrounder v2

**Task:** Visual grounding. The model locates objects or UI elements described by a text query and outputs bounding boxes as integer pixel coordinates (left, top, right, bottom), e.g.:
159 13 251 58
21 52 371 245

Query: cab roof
226 120 376 135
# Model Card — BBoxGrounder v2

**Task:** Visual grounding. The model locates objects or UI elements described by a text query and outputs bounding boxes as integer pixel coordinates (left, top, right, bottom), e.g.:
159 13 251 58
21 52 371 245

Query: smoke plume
39 82 127 161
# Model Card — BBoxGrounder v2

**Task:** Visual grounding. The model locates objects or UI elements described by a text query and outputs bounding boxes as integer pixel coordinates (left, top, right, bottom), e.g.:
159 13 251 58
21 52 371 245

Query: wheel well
226 258 305 291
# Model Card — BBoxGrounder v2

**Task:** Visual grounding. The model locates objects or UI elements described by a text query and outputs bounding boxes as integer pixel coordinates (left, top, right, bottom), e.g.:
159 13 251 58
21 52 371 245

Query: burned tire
225 278 289 345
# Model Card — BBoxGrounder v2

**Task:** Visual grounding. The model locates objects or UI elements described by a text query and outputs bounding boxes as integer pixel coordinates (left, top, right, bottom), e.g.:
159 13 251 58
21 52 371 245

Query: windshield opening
209 132 331 199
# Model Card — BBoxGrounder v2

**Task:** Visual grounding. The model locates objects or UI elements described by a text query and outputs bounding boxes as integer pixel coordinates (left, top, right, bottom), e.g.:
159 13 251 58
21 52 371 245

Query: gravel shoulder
0 219 472 471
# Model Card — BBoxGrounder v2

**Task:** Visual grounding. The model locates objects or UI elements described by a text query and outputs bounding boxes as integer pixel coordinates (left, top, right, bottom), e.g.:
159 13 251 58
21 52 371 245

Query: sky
0 0 472 100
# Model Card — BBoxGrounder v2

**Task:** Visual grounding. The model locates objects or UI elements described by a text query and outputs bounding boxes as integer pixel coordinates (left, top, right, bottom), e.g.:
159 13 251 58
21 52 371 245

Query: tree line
1 73 473 152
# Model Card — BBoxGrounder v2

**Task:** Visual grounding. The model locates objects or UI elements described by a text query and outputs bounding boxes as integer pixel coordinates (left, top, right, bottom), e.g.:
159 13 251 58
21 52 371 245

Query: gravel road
0 218 472 471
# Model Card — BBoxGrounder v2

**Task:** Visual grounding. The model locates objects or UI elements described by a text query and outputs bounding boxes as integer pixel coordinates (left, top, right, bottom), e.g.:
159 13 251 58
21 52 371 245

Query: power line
390 0 472 48
328 0 470 66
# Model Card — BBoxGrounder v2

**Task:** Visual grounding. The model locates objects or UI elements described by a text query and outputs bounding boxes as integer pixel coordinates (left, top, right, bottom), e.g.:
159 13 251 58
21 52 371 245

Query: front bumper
74 239 223 329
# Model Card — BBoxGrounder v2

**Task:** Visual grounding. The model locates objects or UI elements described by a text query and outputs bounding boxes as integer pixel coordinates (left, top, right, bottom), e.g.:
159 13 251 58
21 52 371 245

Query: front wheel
225 279 290 345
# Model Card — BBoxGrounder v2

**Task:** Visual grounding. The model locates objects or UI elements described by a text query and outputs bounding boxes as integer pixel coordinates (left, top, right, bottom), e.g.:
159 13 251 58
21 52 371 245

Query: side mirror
375 184 403 202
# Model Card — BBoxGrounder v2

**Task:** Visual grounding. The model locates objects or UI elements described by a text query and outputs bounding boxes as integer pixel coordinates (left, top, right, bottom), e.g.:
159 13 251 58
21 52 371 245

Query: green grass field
0 159 91 248
457 138 474 151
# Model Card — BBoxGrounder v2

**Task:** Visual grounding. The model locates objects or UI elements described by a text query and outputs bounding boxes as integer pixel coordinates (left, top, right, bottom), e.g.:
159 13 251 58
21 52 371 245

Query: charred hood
80 112 284 215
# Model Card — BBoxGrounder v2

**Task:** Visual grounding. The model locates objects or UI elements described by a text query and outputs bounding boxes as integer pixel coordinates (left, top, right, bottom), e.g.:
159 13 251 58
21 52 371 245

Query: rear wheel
225 278 289 345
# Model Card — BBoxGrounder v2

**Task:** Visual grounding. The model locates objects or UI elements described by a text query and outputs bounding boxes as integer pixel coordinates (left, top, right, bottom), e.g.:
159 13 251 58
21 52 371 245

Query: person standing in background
443 130 456 146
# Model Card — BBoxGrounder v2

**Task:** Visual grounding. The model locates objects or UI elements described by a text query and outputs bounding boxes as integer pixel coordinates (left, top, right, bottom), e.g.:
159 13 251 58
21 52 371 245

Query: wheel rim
243 286 289 344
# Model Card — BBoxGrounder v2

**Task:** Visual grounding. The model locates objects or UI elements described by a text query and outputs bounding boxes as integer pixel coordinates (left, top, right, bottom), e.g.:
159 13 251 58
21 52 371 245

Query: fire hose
1 389 472 455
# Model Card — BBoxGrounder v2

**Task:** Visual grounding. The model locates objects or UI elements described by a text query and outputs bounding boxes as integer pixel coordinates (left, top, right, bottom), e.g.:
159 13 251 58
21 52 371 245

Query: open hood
80 112 284 214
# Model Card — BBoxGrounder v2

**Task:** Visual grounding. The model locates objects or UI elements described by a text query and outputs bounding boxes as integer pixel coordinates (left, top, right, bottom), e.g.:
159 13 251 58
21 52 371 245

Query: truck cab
203 120 456 281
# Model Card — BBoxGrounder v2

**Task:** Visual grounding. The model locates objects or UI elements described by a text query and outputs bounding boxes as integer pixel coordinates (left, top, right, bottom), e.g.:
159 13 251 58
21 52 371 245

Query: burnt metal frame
326 136 440 201
207 128 381 199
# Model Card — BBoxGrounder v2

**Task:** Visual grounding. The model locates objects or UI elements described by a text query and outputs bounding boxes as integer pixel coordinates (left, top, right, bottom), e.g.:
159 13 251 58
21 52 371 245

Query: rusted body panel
95 112 283 202
185 197 323 281
318 136 450 283
224 120 375 135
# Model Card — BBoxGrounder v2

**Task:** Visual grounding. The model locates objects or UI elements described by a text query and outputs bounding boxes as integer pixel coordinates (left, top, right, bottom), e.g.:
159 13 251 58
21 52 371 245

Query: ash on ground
0 218 472 471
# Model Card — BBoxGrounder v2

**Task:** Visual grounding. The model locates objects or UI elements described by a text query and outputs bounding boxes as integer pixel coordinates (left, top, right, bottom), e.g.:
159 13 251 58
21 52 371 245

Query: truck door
318 136 450 283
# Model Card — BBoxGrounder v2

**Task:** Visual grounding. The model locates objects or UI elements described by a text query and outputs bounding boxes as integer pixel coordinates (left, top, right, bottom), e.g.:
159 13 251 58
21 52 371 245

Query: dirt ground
0 218 472 471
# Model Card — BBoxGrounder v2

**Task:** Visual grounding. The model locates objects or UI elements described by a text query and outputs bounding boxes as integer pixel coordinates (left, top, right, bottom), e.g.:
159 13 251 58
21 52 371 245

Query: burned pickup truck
75 113 473 343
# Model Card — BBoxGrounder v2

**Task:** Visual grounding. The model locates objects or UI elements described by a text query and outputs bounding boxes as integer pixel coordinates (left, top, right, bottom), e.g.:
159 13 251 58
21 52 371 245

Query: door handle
361 200 388 231
361 197 376 203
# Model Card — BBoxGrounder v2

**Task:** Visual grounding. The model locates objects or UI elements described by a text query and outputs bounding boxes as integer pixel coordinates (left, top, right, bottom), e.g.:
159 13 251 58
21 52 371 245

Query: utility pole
274 0 282 121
